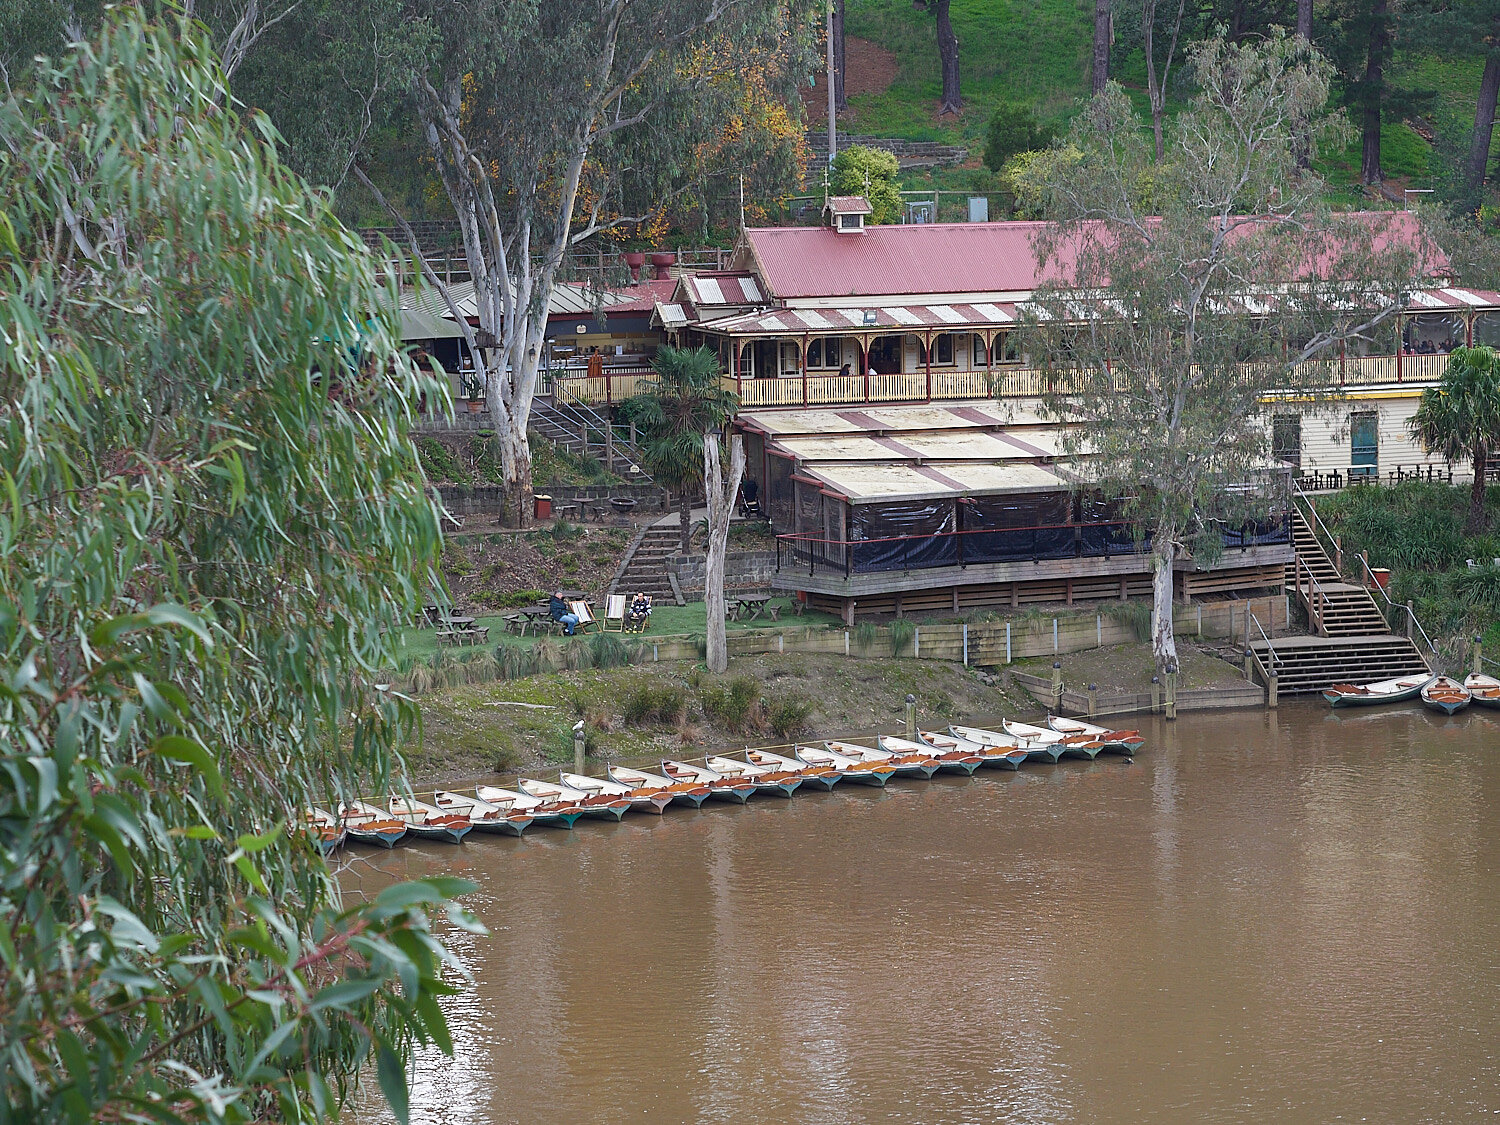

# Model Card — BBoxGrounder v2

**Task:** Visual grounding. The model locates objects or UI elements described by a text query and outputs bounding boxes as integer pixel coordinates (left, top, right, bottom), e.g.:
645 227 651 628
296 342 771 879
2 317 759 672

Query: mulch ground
801 37 899 121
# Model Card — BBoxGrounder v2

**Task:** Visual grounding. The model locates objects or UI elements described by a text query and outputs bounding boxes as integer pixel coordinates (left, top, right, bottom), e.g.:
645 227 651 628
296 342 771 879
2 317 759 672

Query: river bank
398 640 1248 788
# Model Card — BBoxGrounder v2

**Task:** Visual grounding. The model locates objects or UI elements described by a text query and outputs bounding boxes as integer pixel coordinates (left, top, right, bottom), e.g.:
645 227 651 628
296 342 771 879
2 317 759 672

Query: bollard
1150 675 1161 715
904 693 917 739
1243 648 1254 681
1165 664 1178 721
1268 670 1279 709
1475 636 1484 676
572 720 585 775
1087 683 1098 718
1051 661 1063 712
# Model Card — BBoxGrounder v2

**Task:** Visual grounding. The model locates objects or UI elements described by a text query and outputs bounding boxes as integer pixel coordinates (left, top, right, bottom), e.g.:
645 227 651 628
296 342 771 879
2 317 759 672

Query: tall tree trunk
703 433 747 675
1144 0 1185 164
1092 0 1112 96
935 0 961 115
833 0 847 111
1360 0 1389 186
678 489 692 556
1150 525 1179 674
1297 0 1312 39
1467 53 1500 195
1471 442 1490 535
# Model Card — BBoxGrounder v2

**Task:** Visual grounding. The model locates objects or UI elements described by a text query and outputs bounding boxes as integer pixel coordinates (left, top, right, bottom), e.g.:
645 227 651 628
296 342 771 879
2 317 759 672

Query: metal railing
1246 609 1282 684
1353 549 1441 667
548 381 654 486
1292 555 1334 636
1292 482 1344 572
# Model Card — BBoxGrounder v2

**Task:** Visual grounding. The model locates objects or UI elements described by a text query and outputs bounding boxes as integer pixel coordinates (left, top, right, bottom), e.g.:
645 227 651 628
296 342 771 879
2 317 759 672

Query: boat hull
978 751 1027 771
841 768 894 787
533 811 583 830
1323 685 1425 707
1422 697 1470 715
1468 693 1500 710
470 816 531 837
579 803 631 821
668 790 712 808
402 822 473 844
1025 745 1064 764
347 826 405 849
754 779 802 798
704 785 756 804
795 772 841 790
1058 743 1101 761
1100 739 1142 755
891 761 939 780
933 757 983 775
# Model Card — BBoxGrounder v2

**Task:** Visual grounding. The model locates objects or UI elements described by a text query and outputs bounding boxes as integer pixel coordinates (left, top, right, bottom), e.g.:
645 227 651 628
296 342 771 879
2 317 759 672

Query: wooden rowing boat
951 723 1059 764
876 733 983 775
519 778 631 821
1421 675 1472 715
1463 672 1500 709
337 802 408 848
706 755 803 798
387 796 474 844
1320 673 1432 708
826 739 937 780
746 747 842 790
661 760 757 803
794 743 896 786
1002 718 1104 760
306 808 347 854
1046 715 1143 755
433 790 534 836
607 766 713 808
475 784 584 829
931 728 1029 770
562 772 672 815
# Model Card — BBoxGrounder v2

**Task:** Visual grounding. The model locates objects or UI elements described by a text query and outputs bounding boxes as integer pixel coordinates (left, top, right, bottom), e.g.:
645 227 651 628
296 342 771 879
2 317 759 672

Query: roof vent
823 195 872 234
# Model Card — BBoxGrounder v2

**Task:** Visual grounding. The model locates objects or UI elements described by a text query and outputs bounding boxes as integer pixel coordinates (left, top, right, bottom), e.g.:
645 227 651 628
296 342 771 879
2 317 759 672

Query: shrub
622 684 687 726
588 631 632 669
767 696 813 740
563 636 596 671
699 676 760 729
496 587 545 609
888 618 916 657
830 145 901 223
983 104 1054 172
853 622 879 654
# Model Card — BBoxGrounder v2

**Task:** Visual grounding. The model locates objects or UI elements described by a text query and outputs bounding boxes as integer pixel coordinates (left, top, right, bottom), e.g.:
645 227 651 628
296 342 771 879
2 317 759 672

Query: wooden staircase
1251 506 1429 693
609 524 686 605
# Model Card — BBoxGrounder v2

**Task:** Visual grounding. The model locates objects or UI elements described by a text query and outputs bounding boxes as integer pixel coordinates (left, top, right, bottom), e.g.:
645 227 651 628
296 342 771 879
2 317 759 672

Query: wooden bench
436 626 490 646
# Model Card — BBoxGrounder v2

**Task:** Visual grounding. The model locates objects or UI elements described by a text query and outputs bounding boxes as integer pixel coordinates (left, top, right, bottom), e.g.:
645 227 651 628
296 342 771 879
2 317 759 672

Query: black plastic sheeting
849 499 957 571
961 494 1075 560
1215 513 1290 548
1077 494 1145 555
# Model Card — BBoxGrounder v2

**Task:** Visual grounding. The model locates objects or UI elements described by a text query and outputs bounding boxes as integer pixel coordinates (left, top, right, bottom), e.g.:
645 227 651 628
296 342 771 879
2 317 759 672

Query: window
1272 413 1302 471
838 213 863 231
934 333 955 366
996 331 1020 363
806 339 822 368
1350 411 1378 478
971 334 989 368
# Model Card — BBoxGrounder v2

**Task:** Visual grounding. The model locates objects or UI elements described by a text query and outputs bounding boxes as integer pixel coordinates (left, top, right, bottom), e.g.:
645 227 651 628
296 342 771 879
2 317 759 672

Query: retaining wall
667 551 779 595
438 482 669 518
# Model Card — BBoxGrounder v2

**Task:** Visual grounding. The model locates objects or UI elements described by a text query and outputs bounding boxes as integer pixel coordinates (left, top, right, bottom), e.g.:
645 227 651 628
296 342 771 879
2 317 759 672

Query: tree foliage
982 104 1054 173
1017 30 1434 670
1409 345 1500 533
830 144 902 223
634 347 739 555
0 12 474 1121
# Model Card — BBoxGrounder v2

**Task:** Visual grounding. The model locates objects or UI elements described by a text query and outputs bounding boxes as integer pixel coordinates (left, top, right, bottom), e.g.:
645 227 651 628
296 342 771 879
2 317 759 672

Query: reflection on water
350 704 1500 1123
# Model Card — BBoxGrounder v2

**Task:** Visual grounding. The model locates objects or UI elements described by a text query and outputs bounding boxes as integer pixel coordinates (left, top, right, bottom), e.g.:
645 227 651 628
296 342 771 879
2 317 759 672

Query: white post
844 629 850 656
962 622 969 665
913 627 920 658
1096 613 1102 646
1006 621 1012 663
1053 617 1058 653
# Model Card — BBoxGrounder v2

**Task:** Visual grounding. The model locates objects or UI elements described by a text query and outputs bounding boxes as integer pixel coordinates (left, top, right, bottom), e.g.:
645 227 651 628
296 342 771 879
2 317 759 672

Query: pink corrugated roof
701 303 1018 335
743 211 1448 301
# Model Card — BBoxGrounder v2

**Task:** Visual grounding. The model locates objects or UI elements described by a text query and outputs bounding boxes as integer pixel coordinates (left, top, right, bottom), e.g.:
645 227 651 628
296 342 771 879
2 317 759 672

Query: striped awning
697 302 1020 336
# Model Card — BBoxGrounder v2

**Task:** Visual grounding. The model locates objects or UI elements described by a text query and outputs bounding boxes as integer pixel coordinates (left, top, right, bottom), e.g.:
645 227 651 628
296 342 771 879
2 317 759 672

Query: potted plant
460 370 485 413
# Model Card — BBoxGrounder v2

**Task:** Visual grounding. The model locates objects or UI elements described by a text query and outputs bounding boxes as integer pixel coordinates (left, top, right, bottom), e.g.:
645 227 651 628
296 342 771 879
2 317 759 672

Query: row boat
1321 673 1432 708
562 772 673 815
950 724 1059 764
1464 672 1500 709
519 778 631 821
876 734 984 775
662 760 757 803
827 739 937 780
706 755 804 798
476 784 585 829
922 729 1029 770
1003 718 1107 760
794 743 895 786
434 790 534 836
387 796 474 844
747 748 842 790
336 803 408 849
608 765 714 808
306 808 347 854
1046 715 1143 755
1422 675 1471 715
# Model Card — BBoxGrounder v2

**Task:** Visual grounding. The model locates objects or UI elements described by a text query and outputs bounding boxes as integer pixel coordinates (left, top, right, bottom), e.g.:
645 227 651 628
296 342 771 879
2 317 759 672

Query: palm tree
1409 344 1500 534
634 346 739 554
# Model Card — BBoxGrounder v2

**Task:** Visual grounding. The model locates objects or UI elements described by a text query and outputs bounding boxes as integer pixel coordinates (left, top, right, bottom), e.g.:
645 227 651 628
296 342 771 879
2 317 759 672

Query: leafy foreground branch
0 12 478 1123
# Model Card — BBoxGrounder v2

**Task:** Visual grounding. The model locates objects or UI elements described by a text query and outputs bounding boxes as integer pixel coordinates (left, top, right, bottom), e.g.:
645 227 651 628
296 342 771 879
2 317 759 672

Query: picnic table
436 625 489 646
729 594 777 622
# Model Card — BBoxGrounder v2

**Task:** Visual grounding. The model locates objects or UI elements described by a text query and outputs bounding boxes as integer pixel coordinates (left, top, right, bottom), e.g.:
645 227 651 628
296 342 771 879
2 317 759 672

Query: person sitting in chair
549 589 580 636
627 593 652 631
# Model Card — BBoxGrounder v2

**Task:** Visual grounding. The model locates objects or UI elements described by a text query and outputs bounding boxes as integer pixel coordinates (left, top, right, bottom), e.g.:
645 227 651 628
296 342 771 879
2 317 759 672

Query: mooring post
1243 647 1254 681
1051 661 1063 711
1268 669 1279 709
1087 683 1098 718
1474 636 1483 676
572 720 585 775
1165 664 1178 721
1150 675 1161 715
904 693 916 739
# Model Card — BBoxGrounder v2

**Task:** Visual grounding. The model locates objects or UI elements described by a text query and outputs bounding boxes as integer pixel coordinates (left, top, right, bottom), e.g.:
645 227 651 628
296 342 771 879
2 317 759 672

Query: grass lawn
392 598 845 661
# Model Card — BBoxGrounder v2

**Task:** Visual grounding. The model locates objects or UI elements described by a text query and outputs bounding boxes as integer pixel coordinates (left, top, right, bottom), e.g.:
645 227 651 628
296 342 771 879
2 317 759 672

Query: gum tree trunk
1466 53 1500 194
1092 0 1112 96
833 0 847 111
704 432 746 675
1360 0 1389 185
1151 525 1179 674
935 0 961 115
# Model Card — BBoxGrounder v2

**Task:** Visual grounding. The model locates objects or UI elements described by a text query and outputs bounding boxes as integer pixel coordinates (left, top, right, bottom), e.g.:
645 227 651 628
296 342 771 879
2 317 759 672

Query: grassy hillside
840 0 1486 205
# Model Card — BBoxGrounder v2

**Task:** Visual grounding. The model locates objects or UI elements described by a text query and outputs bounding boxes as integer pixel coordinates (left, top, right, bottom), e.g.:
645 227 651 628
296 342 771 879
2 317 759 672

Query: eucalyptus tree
1018 30 1433 672
0 12 473 1121
344 0 815 527
1410 346 1500 534
703 432 747 674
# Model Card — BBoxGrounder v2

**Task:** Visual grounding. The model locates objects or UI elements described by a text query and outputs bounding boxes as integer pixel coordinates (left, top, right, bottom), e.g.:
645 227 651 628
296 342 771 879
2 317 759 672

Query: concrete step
1251 635 1429 692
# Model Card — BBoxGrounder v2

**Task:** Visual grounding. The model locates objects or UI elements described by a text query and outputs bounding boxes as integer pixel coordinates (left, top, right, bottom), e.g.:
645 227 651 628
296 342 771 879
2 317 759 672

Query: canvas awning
399 308 467 341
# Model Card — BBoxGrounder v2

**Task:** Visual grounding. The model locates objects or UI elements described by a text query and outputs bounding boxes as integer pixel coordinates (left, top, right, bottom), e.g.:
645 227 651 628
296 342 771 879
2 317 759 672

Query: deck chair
625 594 653 633
568 599 598 633
604 594 627 631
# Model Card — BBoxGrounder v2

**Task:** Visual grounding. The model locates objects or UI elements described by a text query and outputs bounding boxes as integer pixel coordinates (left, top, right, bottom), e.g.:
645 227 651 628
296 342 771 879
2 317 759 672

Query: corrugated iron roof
681 272 763 307
402 279 673 320
825 195 873 214
806 461 1068 503
700 302 1018 335
740 401 1055 437
653 301 689 329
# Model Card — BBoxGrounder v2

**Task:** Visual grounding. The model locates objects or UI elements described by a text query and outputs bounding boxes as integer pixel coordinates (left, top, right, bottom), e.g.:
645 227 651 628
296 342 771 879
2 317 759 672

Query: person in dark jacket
549 590 579 635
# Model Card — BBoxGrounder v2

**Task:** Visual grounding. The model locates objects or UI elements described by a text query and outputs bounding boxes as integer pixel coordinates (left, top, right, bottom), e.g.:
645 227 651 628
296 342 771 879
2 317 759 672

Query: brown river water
349 703 1500 1124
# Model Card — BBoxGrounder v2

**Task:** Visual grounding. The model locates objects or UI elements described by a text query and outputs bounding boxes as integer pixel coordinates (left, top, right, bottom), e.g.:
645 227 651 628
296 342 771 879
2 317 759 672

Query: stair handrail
548 381 655 486
1352 549 1440 665
1294 555 1332 636
1291 481 1343 572
1246 610 1281 681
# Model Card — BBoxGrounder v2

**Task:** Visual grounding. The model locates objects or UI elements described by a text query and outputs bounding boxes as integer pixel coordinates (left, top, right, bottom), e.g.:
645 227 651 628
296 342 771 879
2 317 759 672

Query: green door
1350 411 1378 479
